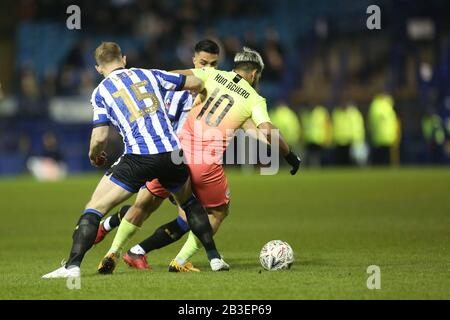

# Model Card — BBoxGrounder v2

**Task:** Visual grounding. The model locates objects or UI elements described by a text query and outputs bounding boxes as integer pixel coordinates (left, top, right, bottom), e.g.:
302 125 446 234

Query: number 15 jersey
90 68 186 155
180 67 271 162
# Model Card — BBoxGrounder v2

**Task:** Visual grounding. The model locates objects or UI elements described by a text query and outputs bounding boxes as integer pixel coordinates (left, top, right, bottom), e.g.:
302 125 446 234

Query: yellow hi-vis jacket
368 94 398 147
422 114 445 145
332 105 365 146
300 105 332 147
269 104 301 147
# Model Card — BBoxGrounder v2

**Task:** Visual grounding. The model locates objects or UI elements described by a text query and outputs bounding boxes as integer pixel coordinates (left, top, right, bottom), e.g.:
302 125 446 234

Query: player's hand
284 151 301 175
90 151 107 167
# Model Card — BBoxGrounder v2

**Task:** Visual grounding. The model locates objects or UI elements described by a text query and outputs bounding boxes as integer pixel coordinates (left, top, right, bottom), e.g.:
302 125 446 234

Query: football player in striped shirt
42 42 227 279
95 40 220 244
96 46 301 272
95 40 224 272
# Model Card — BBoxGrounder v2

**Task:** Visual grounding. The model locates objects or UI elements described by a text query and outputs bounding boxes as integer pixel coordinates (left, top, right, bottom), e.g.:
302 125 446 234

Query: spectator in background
0 121 19 155
27 131 67 181
299 104 332 166
244 31 261 53
56 65 79 96
223 36 242 69
41 131 64 163
422 109 445 163
141 38 166 70
176 27 198 67
65 40 88 69
368 92 399 165
17 68 48 119
262 28 284 82
0 78 27 157
78 70 96 97
332 103 365 165
440 96 450 162
134 3 167 38
56 39 95 97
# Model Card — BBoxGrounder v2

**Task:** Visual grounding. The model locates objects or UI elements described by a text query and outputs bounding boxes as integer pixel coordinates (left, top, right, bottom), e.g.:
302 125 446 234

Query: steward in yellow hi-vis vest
368 93 399 165
422 112 445 163
332 104 365 165
269 103 301 148
299 105 331 166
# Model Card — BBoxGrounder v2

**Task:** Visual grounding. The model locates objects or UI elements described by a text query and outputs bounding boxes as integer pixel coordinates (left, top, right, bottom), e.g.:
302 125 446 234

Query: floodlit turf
0 167 449 299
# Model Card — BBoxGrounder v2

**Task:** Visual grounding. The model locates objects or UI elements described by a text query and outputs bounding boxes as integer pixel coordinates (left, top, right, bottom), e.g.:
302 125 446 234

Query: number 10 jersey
179 67 271 164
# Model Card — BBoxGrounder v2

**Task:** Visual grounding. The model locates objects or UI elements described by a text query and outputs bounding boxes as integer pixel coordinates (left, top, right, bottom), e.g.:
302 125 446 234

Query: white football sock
103 216 112 231
129 245 146 255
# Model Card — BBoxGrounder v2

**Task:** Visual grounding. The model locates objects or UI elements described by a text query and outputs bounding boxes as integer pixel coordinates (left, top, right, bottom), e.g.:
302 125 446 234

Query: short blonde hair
94 42 123 66
234 47 264 72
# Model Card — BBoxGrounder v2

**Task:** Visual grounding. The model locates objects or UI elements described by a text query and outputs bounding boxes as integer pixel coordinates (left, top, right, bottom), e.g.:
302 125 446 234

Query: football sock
129 245 146 255
175 231 202 265
103 216 113 231
137 216 189 254
108 218 140 256
179 195 220 261
103 205 130 231
66 210 102 267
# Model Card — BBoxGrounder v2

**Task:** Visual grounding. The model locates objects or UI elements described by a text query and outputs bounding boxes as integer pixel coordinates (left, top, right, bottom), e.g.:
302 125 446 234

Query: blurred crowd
272 95 450 166
1 0 450 176
13 0 282 99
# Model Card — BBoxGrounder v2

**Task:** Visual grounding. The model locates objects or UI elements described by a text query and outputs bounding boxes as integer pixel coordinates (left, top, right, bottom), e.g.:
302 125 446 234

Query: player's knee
208 205 229 221
130 204 147 219
135 192 161 213
85 204 111 216
220 208 230 219
85 194 116 214
181 196 210 231
171 180 193 204
123 205 148 226
84 201 104 215
133 201 155 219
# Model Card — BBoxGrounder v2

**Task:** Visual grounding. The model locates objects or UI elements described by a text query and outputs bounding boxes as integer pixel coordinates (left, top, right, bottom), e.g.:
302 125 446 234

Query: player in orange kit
98 47 301 272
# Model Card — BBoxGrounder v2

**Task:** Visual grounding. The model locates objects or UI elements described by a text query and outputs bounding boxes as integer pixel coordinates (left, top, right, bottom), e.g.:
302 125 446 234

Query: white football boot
210 258 230 271
42 263 80 279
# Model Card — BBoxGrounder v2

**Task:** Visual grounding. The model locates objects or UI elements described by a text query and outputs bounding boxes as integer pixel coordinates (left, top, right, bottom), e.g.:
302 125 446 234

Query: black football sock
66 210 102 268
107 205 130 230
138 216 189 254
180 195 220 261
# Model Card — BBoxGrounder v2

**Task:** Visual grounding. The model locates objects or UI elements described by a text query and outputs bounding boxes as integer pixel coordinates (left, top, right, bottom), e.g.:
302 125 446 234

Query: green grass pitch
0 168 449 299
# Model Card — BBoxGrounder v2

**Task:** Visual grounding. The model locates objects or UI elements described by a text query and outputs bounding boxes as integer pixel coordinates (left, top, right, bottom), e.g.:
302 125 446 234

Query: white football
259 240 294 270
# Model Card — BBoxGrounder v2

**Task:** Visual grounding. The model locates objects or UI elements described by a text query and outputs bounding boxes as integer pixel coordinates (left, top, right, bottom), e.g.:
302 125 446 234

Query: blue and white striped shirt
164 90 194 133
90 68 186 155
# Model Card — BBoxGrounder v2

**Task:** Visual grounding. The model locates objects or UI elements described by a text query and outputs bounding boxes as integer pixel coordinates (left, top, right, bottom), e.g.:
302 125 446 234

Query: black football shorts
109 150 188 193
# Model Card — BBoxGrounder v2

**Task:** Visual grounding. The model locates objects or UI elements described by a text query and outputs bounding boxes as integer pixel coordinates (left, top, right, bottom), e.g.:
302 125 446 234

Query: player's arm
257 122 290 156
171 67 218 93
170 69 194 76
252 100 301 175
89 125 109 167
170 69 206 93
152 69 203 93
90 87 111 167
242 120 269 144
182 75 204 93
257 121 301 175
